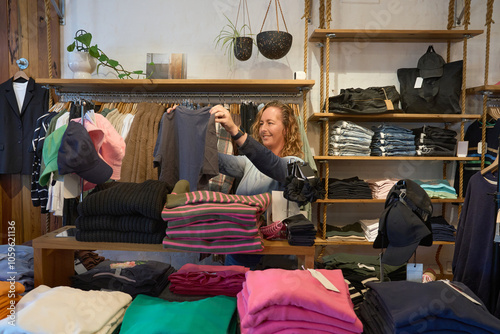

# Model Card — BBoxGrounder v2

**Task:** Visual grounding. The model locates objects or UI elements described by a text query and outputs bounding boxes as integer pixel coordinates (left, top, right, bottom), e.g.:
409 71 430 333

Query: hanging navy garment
154 106 218 191
0 77 49 174
452 171 499 314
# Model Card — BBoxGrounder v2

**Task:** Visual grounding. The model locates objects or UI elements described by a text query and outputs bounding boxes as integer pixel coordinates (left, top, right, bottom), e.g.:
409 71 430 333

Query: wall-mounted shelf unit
308 113 482 123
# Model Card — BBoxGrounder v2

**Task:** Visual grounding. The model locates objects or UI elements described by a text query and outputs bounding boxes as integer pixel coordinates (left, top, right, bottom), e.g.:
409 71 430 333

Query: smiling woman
212 101 303 269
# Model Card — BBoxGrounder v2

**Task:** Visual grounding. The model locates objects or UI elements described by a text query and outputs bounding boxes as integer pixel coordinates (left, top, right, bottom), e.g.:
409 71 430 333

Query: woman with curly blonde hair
208 100 304 268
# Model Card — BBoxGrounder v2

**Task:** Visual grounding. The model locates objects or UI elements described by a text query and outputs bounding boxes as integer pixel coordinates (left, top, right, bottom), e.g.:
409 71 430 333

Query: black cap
417 45 445 79
373 179 433 266
58 121 112 185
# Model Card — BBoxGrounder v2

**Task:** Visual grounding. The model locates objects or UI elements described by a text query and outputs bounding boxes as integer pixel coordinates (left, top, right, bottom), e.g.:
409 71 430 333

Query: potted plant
215 14 254 64
67 29 148 79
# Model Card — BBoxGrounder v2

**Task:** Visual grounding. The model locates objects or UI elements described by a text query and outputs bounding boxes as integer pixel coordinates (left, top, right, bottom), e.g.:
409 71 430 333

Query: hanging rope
44 0 54 110
302 0 311 133
446 0 455 63
458 0 471 206
482 0 495 169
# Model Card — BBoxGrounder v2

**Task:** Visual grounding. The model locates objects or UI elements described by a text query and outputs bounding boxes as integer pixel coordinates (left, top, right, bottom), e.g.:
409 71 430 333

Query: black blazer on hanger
0 77 49 174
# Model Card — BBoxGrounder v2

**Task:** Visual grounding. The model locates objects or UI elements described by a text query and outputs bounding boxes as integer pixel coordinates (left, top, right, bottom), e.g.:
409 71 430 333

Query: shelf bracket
326 33 336 39
316 42 325 48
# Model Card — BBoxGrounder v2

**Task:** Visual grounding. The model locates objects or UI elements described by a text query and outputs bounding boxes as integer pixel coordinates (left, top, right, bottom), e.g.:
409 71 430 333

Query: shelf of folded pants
313 237 455 246
308 29 483 43
308 112 482 123
315 198 464 204
313 156 480 161
466 85 500 96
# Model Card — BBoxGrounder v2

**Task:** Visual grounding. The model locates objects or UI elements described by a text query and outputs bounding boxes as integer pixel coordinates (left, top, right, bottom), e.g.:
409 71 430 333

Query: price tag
307 269 340 292
406 263 423 282
414 77 423 88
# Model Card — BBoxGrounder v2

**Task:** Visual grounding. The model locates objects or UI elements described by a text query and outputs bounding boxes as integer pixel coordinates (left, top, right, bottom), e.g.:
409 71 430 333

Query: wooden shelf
314 237 455 246
466 85 500 96
309 29 483 43
308 112 482 123
314 156 479 161
35 78 315 94
32 226 315 287
315 198 464 204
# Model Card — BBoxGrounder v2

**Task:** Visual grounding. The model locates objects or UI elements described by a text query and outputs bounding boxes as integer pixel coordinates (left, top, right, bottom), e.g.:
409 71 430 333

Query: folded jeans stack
430 216 456 242
282 214 316 246
412 125 457 156
371 124 416 156
329 121 374 156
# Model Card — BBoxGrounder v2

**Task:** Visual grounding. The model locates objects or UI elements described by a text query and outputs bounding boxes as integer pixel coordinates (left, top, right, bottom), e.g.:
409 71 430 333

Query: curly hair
250 101 303 159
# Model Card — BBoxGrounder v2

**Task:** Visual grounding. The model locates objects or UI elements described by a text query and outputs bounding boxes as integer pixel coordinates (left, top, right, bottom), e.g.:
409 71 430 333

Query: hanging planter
257 0 293 60
234 36 253 61
214 0 254 64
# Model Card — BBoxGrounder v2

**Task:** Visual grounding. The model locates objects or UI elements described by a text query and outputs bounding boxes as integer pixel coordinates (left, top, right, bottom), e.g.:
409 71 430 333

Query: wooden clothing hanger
482 155 499 175
13 70 29 82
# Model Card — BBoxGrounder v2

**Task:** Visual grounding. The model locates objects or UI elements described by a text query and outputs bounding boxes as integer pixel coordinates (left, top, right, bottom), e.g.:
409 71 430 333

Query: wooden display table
32 226 316 287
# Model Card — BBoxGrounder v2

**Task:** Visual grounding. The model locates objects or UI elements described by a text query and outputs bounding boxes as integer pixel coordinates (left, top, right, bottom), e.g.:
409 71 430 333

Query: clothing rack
55 91 304 104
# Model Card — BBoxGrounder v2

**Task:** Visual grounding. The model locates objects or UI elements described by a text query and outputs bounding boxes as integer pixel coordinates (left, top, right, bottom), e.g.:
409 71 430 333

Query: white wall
62 0 500 271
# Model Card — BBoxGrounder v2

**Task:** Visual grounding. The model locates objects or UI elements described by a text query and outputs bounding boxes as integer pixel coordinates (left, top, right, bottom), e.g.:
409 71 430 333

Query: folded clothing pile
162 180 270 254
413 125 457 156
237 268 363 334
0 285 131 333
359 219 379 242
359 280 500 334
326 222 366 242
71 260 175 298
120 294 238 334
365 178 399 199
413 179 457 199
168 263 248 297
283 214 316 246
75 180 171 243
329 121 373 156
430 216 456 242
325 177 373 199
371 124 416 156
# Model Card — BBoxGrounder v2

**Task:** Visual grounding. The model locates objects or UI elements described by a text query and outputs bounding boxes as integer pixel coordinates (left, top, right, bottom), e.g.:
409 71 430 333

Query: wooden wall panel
0 0 60 244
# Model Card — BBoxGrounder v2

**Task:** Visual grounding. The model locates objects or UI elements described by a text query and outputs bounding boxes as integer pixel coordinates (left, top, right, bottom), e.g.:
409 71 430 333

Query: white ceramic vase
68 51 97 79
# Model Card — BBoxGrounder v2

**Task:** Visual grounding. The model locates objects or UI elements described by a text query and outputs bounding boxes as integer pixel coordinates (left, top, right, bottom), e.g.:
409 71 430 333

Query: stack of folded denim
329 121 373 156
370 124 416 156
412 125 457 156
430 216 456 242
283 214 316 246
325 177 372 199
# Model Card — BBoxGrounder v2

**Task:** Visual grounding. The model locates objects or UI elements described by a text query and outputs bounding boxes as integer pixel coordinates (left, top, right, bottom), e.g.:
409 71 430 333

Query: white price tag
414 77 423 89
406 263 423 282
307 269 340 292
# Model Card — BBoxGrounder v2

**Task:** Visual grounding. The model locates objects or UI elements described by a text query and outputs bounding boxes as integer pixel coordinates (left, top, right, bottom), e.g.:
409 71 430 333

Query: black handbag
327 86 400 114
397 60 463 114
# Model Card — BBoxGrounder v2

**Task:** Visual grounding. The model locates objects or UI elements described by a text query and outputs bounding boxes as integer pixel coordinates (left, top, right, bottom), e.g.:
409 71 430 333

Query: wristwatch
231 128 245 141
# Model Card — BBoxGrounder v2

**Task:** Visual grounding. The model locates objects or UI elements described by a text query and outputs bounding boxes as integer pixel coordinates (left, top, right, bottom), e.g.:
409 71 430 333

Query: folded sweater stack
237 269 363 334
168 263 248 297
76 180 171 243
161 180 270 254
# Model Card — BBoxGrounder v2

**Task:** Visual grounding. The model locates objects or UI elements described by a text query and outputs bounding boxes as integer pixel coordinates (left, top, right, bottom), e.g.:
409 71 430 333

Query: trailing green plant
67 30 150 79
214 15 254 65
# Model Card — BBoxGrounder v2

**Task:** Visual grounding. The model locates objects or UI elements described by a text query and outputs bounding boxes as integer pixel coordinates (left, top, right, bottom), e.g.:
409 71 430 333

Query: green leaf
67 42 75 52
88 45 100 58
108 59 119 67
118 73 127 79
98 54 109 62
75 32 92 47
133 70 144 74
